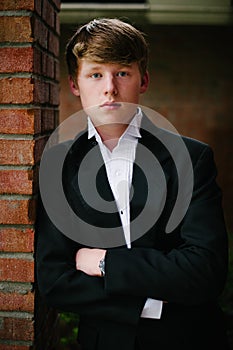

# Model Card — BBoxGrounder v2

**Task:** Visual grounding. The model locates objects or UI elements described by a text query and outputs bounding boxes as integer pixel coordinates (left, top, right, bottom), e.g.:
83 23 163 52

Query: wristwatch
99 258 105 277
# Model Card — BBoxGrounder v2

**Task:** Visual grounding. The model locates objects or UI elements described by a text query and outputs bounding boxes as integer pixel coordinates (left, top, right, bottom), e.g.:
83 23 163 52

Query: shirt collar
88 107 142 142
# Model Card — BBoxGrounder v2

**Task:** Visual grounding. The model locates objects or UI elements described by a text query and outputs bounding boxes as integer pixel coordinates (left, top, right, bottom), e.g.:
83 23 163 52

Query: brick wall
0 1 60 349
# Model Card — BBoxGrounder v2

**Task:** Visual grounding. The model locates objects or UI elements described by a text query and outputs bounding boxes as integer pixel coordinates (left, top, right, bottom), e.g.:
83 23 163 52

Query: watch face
99 258 105 276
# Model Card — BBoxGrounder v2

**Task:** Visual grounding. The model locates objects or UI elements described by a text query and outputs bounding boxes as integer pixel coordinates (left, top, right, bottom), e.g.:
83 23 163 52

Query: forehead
78 59 138 72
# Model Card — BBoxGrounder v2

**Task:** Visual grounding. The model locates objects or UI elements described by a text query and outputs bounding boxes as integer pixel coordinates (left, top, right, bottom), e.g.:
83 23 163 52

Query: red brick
34 136 49 163
0 227 34 252
41 52 54 79
49 83 59 106
0 109 40 135
0 78 34 104
34 79 49 104
41 51 47 76
0 169 34 194
0 258 34 282
0 291 34 312
54 58 60 81
0 317 34 341
55 10 60 35
43 0 54 29
0 199 36 225
0 137 47 166
0 17 33 43
0 0 34 11
0 47 33 73
33 17 48 49
0 345 31 350
34 0 41 16
0 0 60 348
33 47 41 75
48 31 59 57
41 109 56 132
52 0 61 12
0 139 35 165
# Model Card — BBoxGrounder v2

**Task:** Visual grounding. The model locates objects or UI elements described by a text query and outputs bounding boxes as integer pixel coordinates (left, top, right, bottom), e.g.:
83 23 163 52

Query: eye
117 71 128 77
91 73 102 79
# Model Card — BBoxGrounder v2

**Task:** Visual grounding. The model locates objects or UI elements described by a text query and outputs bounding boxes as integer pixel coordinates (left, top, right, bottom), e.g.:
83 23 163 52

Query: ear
68 75 80 97
140 71 149 94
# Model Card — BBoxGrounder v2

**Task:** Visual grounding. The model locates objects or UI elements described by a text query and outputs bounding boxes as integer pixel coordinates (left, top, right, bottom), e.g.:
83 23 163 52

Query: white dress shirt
88 110 163 319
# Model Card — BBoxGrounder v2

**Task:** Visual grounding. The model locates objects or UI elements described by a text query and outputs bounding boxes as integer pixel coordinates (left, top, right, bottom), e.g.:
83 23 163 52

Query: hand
76 248 106 276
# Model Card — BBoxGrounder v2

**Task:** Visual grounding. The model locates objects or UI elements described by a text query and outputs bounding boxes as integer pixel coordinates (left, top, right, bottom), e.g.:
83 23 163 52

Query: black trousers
135 304 229 350
78 304 229 350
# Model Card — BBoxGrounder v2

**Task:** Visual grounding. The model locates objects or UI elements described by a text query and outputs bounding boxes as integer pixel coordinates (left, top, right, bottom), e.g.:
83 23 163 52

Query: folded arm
103 146 228 305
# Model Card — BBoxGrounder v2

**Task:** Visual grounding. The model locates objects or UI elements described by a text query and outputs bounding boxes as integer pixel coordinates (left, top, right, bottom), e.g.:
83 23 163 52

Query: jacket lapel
67 134 125 246
64 116 174 248
129 116 173 244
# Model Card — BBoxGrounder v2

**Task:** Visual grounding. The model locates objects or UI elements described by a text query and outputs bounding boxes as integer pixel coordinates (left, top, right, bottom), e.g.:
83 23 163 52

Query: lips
100 102 122 108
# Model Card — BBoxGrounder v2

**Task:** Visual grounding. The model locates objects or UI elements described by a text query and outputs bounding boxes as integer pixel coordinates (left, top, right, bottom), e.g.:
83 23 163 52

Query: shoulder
141 114 213 165
181 133 209 153
181 135 215 168
41 130 89 161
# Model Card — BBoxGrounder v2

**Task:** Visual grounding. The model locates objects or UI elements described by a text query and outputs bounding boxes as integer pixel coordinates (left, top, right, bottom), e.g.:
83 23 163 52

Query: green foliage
57 312 80 349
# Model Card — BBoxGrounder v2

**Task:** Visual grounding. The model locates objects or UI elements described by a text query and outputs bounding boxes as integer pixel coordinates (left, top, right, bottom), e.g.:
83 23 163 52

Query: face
69 59 149 126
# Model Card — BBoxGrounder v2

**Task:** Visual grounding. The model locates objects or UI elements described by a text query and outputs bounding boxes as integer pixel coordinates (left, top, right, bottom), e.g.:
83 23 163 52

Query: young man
36 18 229 350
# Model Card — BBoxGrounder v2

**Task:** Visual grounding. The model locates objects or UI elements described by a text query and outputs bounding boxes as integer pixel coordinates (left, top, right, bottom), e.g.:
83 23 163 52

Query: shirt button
115 170 121 176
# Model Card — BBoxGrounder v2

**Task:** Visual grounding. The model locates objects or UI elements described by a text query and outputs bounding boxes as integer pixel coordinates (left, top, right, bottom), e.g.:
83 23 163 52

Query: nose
104 75 118 96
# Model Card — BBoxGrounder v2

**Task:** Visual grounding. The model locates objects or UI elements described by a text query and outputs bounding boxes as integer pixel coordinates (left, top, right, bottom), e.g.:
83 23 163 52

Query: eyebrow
87 66 102 71
86 63 133 71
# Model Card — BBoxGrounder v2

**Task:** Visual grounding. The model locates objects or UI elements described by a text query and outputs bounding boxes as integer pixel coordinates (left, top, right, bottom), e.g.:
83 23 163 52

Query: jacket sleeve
104 145 228 305
35 196 145 324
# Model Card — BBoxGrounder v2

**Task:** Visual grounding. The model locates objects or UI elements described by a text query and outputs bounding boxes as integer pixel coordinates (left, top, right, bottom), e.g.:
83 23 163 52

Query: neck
96 123 128 150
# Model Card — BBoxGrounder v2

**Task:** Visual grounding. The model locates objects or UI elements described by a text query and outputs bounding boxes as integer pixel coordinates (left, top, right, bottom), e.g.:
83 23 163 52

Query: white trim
60 2 233 25
61 3 149 11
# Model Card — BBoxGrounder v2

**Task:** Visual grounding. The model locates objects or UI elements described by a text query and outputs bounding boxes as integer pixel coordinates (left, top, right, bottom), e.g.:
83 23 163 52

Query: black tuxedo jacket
36 116 228 350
